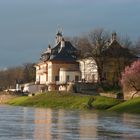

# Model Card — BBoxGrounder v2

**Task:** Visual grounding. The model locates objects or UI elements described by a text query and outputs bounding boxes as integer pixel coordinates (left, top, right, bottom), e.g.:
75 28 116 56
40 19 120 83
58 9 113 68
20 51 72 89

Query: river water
0 105 140 140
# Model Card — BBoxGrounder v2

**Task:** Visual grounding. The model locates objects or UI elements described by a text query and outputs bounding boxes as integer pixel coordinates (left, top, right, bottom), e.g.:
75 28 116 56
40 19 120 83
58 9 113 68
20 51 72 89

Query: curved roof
50 41 78 61
40 40 79 62
102 40 137 58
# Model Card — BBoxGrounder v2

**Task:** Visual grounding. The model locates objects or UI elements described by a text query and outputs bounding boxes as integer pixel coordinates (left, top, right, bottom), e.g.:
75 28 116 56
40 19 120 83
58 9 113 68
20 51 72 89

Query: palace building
35 32 81 91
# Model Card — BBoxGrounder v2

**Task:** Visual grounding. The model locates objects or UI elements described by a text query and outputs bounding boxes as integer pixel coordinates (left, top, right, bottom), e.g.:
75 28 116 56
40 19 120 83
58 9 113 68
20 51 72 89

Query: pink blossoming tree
121 60 140 99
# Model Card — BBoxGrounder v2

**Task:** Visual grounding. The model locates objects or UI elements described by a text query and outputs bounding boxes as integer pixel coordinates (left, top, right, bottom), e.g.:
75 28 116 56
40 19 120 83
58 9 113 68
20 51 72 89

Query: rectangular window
55 76 59 81
66 75 70 82
75 76 79 82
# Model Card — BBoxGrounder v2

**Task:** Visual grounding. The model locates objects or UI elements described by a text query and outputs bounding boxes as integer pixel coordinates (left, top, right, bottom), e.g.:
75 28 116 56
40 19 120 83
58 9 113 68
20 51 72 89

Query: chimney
111 32 117 43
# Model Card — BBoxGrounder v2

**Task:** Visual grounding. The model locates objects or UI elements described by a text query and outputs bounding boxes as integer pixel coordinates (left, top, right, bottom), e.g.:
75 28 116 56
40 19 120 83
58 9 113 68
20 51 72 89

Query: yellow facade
103 57 131 86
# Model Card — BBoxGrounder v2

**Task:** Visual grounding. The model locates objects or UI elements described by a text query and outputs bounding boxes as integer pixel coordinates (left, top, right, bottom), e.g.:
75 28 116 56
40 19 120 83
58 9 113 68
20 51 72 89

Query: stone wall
100 93 117 98
70 82 99 95
67 82 124 99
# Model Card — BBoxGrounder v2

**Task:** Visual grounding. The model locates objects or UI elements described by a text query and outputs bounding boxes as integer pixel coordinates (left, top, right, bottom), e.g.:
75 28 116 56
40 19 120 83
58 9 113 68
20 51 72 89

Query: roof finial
56 25 63 35
56 25 64 44
111 32 117 42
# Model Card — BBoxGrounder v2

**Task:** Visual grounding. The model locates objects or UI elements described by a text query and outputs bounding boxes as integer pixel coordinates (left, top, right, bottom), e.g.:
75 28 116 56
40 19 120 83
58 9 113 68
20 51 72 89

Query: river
0 105 140 140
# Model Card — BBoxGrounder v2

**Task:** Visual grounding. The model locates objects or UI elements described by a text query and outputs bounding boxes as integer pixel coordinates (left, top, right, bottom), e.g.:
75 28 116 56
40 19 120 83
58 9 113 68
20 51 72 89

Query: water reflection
0 105 140 140
122 113 140 139
79 112 98 139
34 108 52 139
34 108 81 140
96 112 140 140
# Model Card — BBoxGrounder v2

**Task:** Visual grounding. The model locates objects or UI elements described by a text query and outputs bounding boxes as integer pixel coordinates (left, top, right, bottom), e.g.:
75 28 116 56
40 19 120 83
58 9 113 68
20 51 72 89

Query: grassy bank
7 92 140 114
7 92 121 110
108 97 140 114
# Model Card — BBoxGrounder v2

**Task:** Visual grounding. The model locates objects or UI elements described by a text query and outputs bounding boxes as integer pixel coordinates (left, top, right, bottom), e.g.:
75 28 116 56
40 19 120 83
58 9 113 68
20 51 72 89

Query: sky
0 0 140 68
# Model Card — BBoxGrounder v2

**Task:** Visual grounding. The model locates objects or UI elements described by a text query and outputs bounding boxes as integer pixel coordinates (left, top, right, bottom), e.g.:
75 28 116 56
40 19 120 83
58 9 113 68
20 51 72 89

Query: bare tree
87 29 110 84
0 66 24 89
72 28 110 84
0 63 35 89
119 35 133 49
133 38 140 56
23 63 36 83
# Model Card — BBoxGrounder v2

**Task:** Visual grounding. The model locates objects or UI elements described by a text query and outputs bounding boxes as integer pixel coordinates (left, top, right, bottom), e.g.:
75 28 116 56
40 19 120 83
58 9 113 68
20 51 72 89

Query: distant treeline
0 63 35 90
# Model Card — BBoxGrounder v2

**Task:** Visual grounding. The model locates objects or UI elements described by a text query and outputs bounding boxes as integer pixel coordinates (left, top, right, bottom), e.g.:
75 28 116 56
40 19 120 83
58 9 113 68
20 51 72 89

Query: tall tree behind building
71 28 110 84
23 63 35 83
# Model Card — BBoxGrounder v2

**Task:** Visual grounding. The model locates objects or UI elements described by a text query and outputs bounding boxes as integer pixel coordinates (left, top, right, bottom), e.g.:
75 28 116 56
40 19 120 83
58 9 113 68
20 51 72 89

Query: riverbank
108 97 140 114
0 94 17 104
5 92 140 114
7 92 122 110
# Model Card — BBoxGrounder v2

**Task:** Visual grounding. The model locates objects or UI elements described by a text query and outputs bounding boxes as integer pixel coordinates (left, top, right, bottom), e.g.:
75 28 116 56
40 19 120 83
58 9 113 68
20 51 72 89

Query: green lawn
108 97 140 114
7 92 122 110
